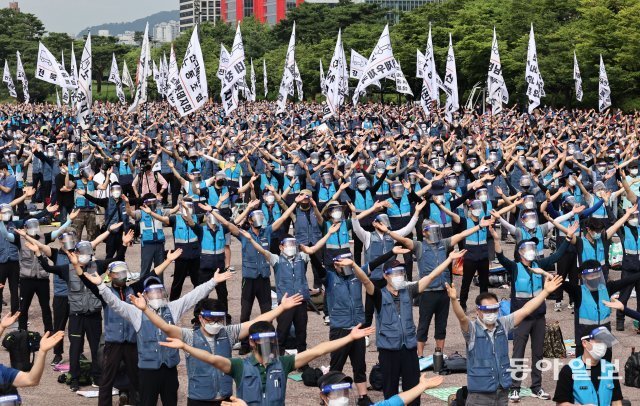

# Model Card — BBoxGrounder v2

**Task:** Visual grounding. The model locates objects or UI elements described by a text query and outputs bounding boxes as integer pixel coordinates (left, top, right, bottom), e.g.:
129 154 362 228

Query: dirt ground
9 226 640 405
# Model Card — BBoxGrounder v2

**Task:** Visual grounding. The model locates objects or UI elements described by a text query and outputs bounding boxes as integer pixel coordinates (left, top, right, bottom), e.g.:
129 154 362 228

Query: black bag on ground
448 386 467 406
624 348 640 388
1 330 42 372
369 364 383 391
441 351 467 374
301 366 323 387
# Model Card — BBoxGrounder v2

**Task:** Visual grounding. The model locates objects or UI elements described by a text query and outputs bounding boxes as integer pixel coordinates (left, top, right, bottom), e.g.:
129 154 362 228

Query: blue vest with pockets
186 328 233 401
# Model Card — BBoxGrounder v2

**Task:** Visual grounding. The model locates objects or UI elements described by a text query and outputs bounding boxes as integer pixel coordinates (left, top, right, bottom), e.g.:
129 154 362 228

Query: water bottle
433 347 443 374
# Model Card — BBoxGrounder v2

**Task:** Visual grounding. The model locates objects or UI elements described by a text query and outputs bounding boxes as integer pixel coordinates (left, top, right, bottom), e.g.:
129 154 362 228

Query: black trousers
240 277 272 351
379 346 420 406
459 258 489 310
309 250 326 289
162 172 181 208
42 180 52 204
18 278 52 332
99 342 139 406
554 250 578 303
139 365 178 406
276 304 308 354
52 295 69 356
329 327 366 383
416 290 449 342
617 269 640 324
68 312 102 382
105 232 125 260
0 261 20 315
511 316 545 391
169 257 200 301
187 399 230 406
32 172 43 202
364 279 387 328
198 267 229 315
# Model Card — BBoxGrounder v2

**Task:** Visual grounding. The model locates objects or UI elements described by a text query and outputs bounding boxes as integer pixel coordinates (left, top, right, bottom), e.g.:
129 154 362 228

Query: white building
153 20 179 43
179 0 221 32
116 30 137 45
97 29 110 37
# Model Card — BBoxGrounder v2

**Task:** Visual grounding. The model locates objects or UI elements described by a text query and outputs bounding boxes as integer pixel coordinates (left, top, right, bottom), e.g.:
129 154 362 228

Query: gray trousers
140 243 165 280
510 315 545 391
466 388 508 406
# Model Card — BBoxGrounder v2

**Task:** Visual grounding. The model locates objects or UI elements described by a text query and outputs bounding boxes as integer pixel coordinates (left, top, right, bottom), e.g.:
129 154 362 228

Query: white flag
108 53 126 104
324 29 348 118
319 59 326 96
263 59 268 97
161 53 169 96
122 60 134 88
353 25 399 105
56 88 61 107
60 51 70 105
420 23 443 116
35 42 76 89
395 62 413 97
349 50 381 89
250 59 256 102
2 60 16 98
76 32 92 129
129 22 150 113
294 61 303 101
153 60 162 95
443 33 459 122
416 50 426 79
487 27 508 114
217 45 230 82
70 44 78 103
222 24 246 93
599 55 611 112
525 24 545 113
573 51 583 102
218 44 238 114
173 26 208 117
277 22 297 113
166 45 180 108
16 51 29 103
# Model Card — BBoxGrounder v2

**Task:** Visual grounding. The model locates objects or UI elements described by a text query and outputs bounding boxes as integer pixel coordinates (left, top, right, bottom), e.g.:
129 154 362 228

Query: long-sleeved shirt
352 214 419 250
97 278 218 332
132 171 168 197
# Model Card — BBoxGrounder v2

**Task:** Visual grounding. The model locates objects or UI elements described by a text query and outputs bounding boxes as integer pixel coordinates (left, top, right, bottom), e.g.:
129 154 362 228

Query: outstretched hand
348 324 375 340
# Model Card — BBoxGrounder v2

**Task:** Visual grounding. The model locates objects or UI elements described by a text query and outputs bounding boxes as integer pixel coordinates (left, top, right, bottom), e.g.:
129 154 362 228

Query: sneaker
531 389 551 400
51 354 63 366
70 380 80 392
91 378 99 388
323 316 330 325
365 336 370 347
554 303 563 312
567 303 574 310
508 389 520 403
232 342 241 350
357 395 373 406
79 353 88 362
616 320 625 332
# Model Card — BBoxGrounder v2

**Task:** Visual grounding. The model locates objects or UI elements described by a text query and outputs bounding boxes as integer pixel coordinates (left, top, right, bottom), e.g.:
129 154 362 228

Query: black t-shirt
55 173 75 208
552 362 623 404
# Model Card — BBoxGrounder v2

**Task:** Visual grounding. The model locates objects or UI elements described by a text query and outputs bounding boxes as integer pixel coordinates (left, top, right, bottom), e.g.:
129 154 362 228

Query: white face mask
524 219 537 230
357 183 367 191
471 209 482 218
482 312 498 325
287 170 296 178
631 169 639 176
112 190 122 199
1 213 11 222
390 275 406 290
311 158 319 165
148 298 167 310
78 254 92 265
203 322 223 336
478 195 488 203
522 251 536 262
587 342 607 361
328 397 350 406
331 211 342 221
524 201 535 210
629 218 639 227
569 178 576 186
265 195 275 205
283 246 297 257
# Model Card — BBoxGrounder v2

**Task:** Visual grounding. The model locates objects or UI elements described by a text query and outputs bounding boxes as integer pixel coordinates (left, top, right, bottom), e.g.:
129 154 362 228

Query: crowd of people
0 100 637 406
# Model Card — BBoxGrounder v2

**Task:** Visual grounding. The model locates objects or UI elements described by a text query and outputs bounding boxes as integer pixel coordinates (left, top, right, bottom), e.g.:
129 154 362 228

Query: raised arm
293 325 374 369
418 250 466 293
445 281 469 333
160 338 232 374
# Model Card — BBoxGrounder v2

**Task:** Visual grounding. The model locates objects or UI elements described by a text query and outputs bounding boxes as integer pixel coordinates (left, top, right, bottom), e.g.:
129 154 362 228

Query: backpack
368 364 383 391
301 366 323 387
57 359 93 386
543 321 567 359
448 386 467 406
441 352 467 374
624 349 640 388
1 330 42 372
307 289 324 313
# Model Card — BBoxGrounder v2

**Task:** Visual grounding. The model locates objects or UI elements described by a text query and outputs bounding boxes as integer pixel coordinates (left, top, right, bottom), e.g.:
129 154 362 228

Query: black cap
317 371 353 391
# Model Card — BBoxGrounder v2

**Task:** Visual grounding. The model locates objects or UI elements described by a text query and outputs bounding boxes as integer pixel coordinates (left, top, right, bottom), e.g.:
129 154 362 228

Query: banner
420 23 442 116
128 22 150 113
218 44 238 114
277 22 296 113
166 45 179 108
487 27 508 114
222 24 246 94
61 51 69 104
35 42 76 89
599 54 611 112
416 50 425 79
319 59 326 96
352 25 399 105
2 60 16 98
76 32 93 129
395 62 413 97
443 33 458 122
294 62 303 101
161 53 169 96
108 53 126 104
350 49 381 89
70 43 78 103
325 29 348 118
250 59 256 102
263 59 268 97
15 51 28 103
525 24 545 113
573 51 583 102
122 60 134 89
172 26 208 117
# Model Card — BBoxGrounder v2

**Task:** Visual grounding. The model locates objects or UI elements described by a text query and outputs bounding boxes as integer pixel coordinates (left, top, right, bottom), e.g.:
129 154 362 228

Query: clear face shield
629 211 639 227
107 261 129 287
390 182 404 199
8 154 17 166
250 210 265 228
264 191 276 205
59 232 77 251
521 211 538 230
374 214 390 229
286 164 296 178
384 266 407 290
476 302 500 325
423 221 443 244
25 218 40 237
446 174 458 189
68 152 76 163
333 253 353 276
321 382 355 406
249 331 279 364
144 198 160 212
205 212 219 230
181 201 194 217
522 195 536 210
475 188 489 203
215 172 227 187
110 185 122 199
581 326 619 348
469 200 484 218
144 284 169 310
562 195 577 212
75 241 94 265
200 310 227 335
453 162 463 173
0 204 13 222
518 241 537 262
191 170 202 183
281 238 298 258
356 176 368 191
520 176 532 191
581 267 606 292
0 395 22 406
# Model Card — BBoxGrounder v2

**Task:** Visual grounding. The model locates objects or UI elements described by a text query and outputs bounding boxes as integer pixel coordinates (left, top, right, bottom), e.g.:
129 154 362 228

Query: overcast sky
1 0 176 35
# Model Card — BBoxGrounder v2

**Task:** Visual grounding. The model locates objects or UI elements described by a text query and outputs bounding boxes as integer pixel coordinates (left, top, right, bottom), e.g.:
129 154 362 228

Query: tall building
361 0 444 23
179 0 222 32
154 20 180 42
7 2 19 12
97 29 110 37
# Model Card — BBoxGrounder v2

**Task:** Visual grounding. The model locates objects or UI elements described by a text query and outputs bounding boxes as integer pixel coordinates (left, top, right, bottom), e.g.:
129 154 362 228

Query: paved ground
9 224 640 405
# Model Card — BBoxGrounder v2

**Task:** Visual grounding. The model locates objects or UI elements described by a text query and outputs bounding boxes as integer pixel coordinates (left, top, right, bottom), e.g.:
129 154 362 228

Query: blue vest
136 307 180 369
174 214 199 245
207 186 230 208
318 183 337 203
465 218 487 246
580 236 606 266
75 180 96 208
261 203 281 226
185 158 203 174
326 271 365 329
241 229 271 279
186 328 233 401
417 241 448 290
8 164 23 189
274 254 310 301
386 193 411 218
283 176 300 193
375 175 389 196
140 210 165 246
364 232 395 280
105 198 127 228
621 225 640 271
224 164 242 181
514 261 543 299
591 196 608 218
118 161 133 184
375 288 417 350
237 357 286 406
293 208 322 246
259 174 279 191
104 286 136 343
0 223 19 263
569 359 615 406
53 253 69 296
68 162 80 178
429 201 452 227
202 226 226 256
186 180 205 200
519 226 544 256
354 189 374 211
467 320 512 393
326 221 350 250
578 284 611 326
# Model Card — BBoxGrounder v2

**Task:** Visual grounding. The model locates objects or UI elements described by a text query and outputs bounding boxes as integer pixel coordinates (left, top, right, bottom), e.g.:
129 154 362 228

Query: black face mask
216 180 225 188
144 165 151 172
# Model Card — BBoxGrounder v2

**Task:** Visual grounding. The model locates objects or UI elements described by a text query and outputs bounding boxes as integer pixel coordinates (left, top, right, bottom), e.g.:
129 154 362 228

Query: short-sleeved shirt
462 315 515 352
228 354 296 390
0 364 18 385
180 324 242 360
374 395 404 406
552 362 623 403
